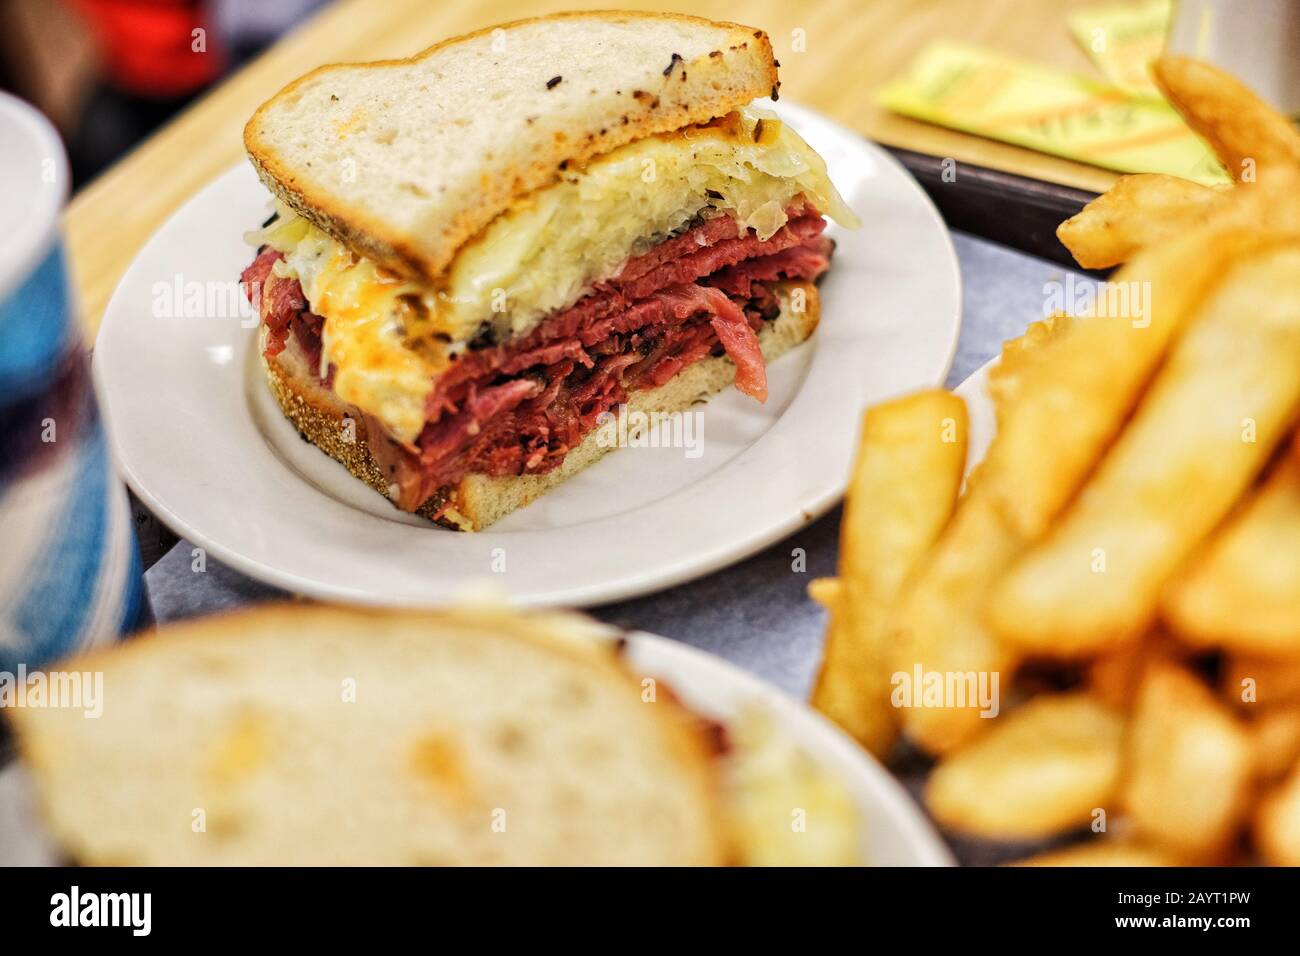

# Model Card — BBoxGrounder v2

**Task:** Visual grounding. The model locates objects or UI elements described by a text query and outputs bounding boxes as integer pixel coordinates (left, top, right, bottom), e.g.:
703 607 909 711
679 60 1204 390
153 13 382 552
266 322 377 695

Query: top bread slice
244 11 778 283
11 604 728 866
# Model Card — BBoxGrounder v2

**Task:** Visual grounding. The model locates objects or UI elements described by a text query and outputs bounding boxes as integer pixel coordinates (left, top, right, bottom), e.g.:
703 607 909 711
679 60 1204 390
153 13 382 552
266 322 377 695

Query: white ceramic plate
0 625 953 866
955 360 997 472
93 101 961 607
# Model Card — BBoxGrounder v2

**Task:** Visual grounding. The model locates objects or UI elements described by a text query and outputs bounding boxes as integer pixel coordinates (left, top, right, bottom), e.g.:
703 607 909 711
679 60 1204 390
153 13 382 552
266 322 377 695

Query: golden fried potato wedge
1009 839 1181 867
890 484 1021 754
1057 174 1232 269
924 693 1124 840
1254 764 1300 865
1122 663 1254 859
1163 439 1300 655
990 244 1300 656
1153 56 1300 182
810 390 967 758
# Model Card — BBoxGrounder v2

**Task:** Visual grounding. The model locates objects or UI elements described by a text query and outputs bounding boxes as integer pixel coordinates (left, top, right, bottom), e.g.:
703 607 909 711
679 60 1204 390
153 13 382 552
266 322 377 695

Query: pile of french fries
811 56 1300 866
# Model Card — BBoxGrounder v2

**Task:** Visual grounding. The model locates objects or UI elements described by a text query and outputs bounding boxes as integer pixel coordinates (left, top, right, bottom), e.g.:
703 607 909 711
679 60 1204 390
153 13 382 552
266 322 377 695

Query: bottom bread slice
263 279 820 530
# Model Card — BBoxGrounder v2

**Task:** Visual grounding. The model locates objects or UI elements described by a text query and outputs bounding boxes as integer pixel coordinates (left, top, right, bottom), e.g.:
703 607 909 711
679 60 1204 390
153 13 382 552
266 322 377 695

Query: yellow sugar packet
1068 0 1173 98
877 41 1229 186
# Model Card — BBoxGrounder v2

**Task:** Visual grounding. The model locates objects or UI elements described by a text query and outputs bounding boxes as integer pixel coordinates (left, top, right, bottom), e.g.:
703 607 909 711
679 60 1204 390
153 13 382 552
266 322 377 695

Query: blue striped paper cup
0 93 146 671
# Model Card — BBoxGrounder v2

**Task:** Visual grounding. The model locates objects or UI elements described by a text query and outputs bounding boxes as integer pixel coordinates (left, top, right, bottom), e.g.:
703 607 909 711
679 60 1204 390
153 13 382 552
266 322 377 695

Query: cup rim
0 92 69 303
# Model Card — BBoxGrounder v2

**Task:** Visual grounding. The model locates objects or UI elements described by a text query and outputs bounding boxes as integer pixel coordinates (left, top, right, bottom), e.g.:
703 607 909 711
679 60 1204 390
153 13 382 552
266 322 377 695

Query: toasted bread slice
264 280 819 531
245 12 779 283
11 604 727 866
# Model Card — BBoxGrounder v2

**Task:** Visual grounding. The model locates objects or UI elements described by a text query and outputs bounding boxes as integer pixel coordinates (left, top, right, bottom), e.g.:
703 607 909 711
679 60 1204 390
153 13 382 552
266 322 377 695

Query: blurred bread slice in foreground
10 604 866 865
10 605 727 866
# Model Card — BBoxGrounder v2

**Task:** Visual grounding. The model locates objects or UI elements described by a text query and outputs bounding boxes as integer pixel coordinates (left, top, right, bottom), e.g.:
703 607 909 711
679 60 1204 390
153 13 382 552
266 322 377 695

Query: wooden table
67 0 1133 336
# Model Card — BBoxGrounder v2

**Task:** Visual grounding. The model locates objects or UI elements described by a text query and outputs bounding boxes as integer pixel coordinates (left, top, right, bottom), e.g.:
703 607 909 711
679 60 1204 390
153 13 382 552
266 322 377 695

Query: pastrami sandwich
240 11 857 530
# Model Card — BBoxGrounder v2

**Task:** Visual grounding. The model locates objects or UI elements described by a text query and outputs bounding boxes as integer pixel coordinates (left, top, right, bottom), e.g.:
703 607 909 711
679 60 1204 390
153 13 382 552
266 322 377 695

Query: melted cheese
252 107 857 444
297 245 439 446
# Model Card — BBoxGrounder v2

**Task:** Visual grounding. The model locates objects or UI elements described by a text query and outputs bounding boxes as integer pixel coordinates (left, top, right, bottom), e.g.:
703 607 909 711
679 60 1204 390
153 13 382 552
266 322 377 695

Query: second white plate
93 101 961 607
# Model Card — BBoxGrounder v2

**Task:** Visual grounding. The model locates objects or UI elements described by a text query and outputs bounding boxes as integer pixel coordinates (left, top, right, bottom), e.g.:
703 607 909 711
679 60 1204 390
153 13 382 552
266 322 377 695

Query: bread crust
261 280 819 531
260 337 457 526
244 11 778 284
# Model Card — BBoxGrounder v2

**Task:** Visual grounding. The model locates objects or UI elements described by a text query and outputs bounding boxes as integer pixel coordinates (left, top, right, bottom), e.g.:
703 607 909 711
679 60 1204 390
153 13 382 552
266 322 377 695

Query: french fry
1009 839 1180 867
1122 663 1254 860
809 390 967 758
1087 631 1187 712
985 166 1300 545
822 59 1300 867
985 313 1073 418
809 578 896 758
1254 763 1300 865
890 482 1022 754
981 217 1275 544
1056 174 1231 269
1221 653 1300 710
1248 702 1300 784
1162 438 1300 655
1152 55 1300 183
838 390 968 594
924 692 1124 839
990 244 1300 656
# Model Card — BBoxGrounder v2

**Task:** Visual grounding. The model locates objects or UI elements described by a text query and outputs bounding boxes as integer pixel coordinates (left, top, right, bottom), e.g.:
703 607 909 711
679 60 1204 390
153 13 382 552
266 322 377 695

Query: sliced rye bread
11 604 729 866
244 11 779 284
263 280 820 531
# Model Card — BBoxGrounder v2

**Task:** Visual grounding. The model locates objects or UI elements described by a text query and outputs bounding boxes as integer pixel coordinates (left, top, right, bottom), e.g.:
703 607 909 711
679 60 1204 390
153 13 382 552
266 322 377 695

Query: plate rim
93 100 962 608
954 357 996 472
